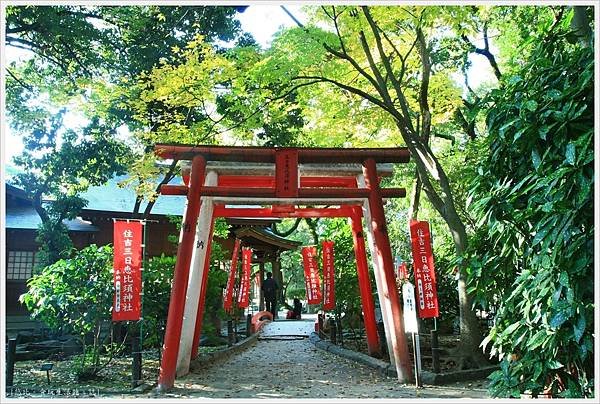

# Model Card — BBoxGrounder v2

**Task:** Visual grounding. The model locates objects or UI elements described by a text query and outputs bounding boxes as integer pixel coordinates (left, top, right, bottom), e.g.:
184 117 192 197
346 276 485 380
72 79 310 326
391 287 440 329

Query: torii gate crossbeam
154 144 413 391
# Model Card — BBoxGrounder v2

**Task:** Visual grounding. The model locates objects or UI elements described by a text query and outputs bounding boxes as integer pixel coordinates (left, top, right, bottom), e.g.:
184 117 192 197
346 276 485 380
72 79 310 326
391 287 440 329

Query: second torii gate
154 144 413 391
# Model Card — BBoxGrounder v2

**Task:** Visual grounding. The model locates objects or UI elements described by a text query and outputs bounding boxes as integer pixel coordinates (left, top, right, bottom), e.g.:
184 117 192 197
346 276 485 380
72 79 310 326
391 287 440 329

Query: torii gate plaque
154 144 414 391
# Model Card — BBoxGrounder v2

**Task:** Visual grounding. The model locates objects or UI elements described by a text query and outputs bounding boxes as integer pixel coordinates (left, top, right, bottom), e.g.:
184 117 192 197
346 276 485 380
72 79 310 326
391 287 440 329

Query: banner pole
138 219 147 385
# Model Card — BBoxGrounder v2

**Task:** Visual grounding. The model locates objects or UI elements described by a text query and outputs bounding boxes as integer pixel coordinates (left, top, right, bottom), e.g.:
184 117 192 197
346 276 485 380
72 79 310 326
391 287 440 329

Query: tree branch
461 22 502 80
380 29 418 84
361 6 416 134
6 68 34 91
214 80 322 137
143 159 179 218
293 75 392 114
271 217 302 237
454 108 476 140
416 27 432 141
357 28 394 106
6 22 40 34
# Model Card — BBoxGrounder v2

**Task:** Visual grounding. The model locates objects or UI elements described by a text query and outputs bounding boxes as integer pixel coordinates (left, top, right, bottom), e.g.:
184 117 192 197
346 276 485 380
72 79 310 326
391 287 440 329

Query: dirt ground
6 317 490 399
156 318 490 399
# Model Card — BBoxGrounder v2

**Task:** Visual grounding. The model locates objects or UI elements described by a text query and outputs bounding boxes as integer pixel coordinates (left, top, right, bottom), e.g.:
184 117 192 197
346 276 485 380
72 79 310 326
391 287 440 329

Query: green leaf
558 272 569 287
550 310 569 328
508 75 522 85
565 142 576 165
547 359 563 369
527 330 547 350
502 321 521 336
547 89 562 100
499 118 519 138
573 313 585 343
532 225 550 246
513 128 526 143
531 149 541 170
524 100 538 112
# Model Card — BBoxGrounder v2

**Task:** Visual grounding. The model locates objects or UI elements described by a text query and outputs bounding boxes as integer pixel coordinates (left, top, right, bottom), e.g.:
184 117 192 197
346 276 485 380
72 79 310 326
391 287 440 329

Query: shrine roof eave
233 226 301 252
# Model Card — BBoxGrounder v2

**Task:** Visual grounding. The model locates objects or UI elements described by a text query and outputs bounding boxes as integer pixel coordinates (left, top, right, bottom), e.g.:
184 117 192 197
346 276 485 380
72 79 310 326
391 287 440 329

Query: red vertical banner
275 149 299 197
397 261 408 281
237 248 252 308
409 220 439 318
302 246 322 305
223 238 241 312
113 220 143 321
322 240 335 311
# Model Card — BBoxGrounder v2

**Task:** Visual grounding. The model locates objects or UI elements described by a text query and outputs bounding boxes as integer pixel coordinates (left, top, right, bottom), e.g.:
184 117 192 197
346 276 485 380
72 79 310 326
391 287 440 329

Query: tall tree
243 5 487 366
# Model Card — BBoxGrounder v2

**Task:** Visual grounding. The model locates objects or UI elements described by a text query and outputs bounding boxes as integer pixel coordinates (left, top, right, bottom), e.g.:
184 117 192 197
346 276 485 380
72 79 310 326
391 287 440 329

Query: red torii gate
154 144 413 391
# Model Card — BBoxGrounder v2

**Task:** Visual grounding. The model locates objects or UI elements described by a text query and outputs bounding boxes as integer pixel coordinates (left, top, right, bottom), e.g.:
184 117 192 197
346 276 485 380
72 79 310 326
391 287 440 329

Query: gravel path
155 318 490 399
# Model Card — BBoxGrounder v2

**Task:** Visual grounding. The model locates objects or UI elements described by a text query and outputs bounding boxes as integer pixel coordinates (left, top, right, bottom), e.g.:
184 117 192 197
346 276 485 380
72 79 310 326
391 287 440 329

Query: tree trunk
570 6 592 48
297 6 489 368
407 170 421 221
400 127 488 367
142 160 178 219
446 212 489 368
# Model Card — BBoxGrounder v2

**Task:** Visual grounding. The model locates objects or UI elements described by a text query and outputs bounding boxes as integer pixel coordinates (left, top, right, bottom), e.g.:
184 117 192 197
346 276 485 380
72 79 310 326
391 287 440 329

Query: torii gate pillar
360 159 413 382
157 156 206 391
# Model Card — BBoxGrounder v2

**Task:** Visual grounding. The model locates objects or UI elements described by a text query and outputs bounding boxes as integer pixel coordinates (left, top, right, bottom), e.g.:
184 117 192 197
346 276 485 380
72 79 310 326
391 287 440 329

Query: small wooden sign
275 149 299 197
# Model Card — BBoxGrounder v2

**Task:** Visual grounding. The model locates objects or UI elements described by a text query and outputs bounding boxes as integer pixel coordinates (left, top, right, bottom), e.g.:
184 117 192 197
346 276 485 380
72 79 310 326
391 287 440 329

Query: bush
467 31 594 398
20 244 118 378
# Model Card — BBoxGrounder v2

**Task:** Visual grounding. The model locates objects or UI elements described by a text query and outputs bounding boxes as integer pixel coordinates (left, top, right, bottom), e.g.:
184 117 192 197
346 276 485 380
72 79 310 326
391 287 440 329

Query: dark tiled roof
79 175 186 216
6 184 31 202
6 205 99 232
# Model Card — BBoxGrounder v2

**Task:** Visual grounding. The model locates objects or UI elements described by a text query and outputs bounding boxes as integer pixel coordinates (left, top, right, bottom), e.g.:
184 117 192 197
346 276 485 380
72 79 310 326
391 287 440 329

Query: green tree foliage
5 5 245 227
5 5 241 86
142 254 175 347
12 112 129 266
466 29 594 397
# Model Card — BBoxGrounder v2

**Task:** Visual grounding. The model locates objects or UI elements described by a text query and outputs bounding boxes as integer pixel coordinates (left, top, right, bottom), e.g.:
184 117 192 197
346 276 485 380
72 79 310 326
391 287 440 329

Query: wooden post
6 338 17 388
227 320 234 346
431 329 441 373
412 332 422 387
336 316 344 346
246 313 252 337
132 328 142 388
330 317 337 345
318 314 324 339
189 202 217 362
258 262 265 311
271 257 283 318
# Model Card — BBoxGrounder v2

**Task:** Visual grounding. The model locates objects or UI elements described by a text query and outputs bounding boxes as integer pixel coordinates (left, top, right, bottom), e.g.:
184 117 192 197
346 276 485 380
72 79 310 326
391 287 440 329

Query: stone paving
158 315 490 399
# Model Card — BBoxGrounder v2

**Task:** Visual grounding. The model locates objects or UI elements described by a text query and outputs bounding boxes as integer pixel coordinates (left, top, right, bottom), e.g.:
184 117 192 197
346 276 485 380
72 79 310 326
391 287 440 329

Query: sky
3 4 494 166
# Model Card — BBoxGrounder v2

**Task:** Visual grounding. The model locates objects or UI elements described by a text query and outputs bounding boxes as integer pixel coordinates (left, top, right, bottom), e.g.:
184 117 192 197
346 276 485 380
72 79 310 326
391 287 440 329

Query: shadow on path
160 315 489 399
